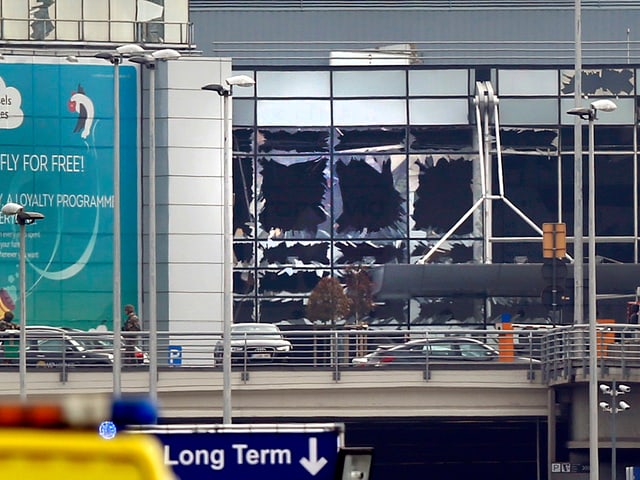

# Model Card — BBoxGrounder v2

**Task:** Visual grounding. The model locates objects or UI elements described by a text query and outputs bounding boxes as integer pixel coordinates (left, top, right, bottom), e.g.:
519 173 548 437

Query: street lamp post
567 98 617 480
129 48 181 403
202 74 255 424
95 44 144 396
0 202 45 401
599 382 631 480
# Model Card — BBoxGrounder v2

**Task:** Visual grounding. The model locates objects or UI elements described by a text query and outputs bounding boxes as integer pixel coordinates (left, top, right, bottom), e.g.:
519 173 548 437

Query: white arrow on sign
300 437 328 476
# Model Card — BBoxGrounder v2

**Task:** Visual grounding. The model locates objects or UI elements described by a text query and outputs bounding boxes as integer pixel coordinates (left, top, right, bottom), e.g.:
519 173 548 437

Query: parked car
213 323 292 366
62 328 148 365
351 337 538 368
0 326 114 368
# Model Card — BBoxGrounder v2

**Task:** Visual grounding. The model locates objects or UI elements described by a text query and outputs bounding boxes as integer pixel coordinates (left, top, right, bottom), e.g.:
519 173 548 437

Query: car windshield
231 324 282 339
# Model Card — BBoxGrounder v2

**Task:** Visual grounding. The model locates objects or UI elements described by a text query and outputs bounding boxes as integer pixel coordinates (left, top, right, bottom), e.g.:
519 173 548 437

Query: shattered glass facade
229 66 639 328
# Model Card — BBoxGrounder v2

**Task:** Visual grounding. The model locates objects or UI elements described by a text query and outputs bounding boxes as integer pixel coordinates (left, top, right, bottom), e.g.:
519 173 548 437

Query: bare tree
306 276 352 327
345 266 375 326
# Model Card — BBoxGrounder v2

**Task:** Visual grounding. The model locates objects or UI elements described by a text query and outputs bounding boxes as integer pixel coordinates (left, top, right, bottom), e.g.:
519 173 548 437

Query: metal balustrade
1 325 639 397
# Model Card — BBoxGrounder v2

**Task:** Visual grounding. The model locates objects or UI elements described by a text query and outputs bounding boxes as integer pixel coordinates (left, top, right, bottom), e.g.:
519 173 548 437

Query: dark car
0 326 114 368
62 328 149 365
351 337 537 367
214 323 293 366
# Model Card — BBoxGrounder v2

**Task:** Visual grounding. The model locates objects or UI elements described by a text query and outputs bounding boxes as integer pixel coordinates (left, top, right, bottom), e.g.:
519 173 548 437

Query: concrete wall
140 57 232 331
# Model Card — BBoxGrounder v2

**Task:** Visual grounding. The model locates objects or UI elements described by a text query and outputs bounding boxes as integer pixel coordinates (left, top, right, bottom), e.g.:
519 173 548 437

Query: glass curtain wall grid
229 66 639 329
0 0 191 46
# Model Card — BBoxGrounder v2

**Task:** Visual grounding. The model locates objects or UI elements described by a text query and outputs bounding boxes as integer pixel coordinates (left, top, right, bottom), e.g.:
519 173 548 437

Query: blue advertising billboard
0 59 139 329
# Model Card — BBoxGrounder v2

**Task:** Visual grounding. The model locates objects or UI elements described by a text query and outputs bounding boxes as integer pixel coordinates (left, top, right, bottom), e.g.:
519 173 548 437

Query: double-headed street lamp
202 74 255 424
1 202 45 401
129 48 181 403
599 382 631 480
567 98 617 480
95 43 145 396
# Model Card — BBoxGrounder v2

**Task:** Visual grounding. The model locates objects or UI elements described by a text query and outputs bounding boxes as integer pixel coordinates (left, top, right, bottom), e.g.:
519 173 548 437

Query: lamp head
566 107 593 120
115 44 144 55
202 83 229 96
591 99 617 113
225 74 255 87
94 51 115 62
128 54 155 67
1 203 23 216
152 48 181 61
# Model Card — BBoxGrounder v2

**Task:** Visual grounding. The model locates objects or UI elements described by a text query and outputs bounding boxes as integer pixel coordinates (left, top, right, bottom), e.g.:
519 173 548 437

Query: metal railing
0 17 194 47
1 325 640 394
0 326 542 369
542 324 640 382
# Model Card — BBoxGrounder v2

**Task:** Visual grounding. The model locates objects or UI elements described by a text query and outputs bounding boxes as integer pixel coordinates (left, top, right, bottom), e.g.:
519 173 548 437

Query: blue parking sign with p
169 346 182 366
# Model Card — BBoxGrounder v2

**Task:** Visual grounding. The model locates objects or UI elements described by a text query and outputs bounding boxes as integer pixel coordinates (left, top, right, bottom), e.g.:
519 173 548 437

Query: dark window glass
259 241 330 266
334 157 406 237
492 153 558 237
335 241 406 265
500 128 558 152
258 157 329 237
258 269 324 295
234 156 254 237
258 128 330 153
335 127 406 153
410 126 475 153
560 125 634 151
233 128 253 153
412 156 473 235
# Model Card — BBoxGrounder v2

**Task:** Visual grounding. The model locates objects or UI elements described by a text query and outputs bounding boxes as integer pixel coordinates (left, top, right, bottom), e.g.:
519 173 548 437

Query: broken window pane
492 153 558 237
258 241 330 267
234 270 256 295
335 127 406 153
410 297 485 327
409 126 474 152
258 269 325 296
411 155 474 235
233 242 254 265
258 128 330 153
233 128 253 153
335 241 407 265
364 299 408 328
561 68 635 96
259 298 308 326
410 240 474 264
234 156 255 238
334 155 407 238
234 299 256 323
500 127 558 153
257 156 330 238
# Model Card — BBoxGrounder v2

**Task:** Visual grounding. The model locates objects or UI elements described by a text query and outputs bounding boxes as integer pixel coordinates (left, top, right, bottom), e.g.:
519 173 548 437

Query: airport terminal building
1 1 640 331
191 1 640 328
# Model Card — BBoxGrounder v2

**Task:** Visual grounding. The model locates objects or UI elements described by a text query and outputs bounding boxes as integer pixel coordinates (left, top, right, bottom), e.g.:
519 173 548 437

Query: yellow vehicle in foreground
0 396 175 480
